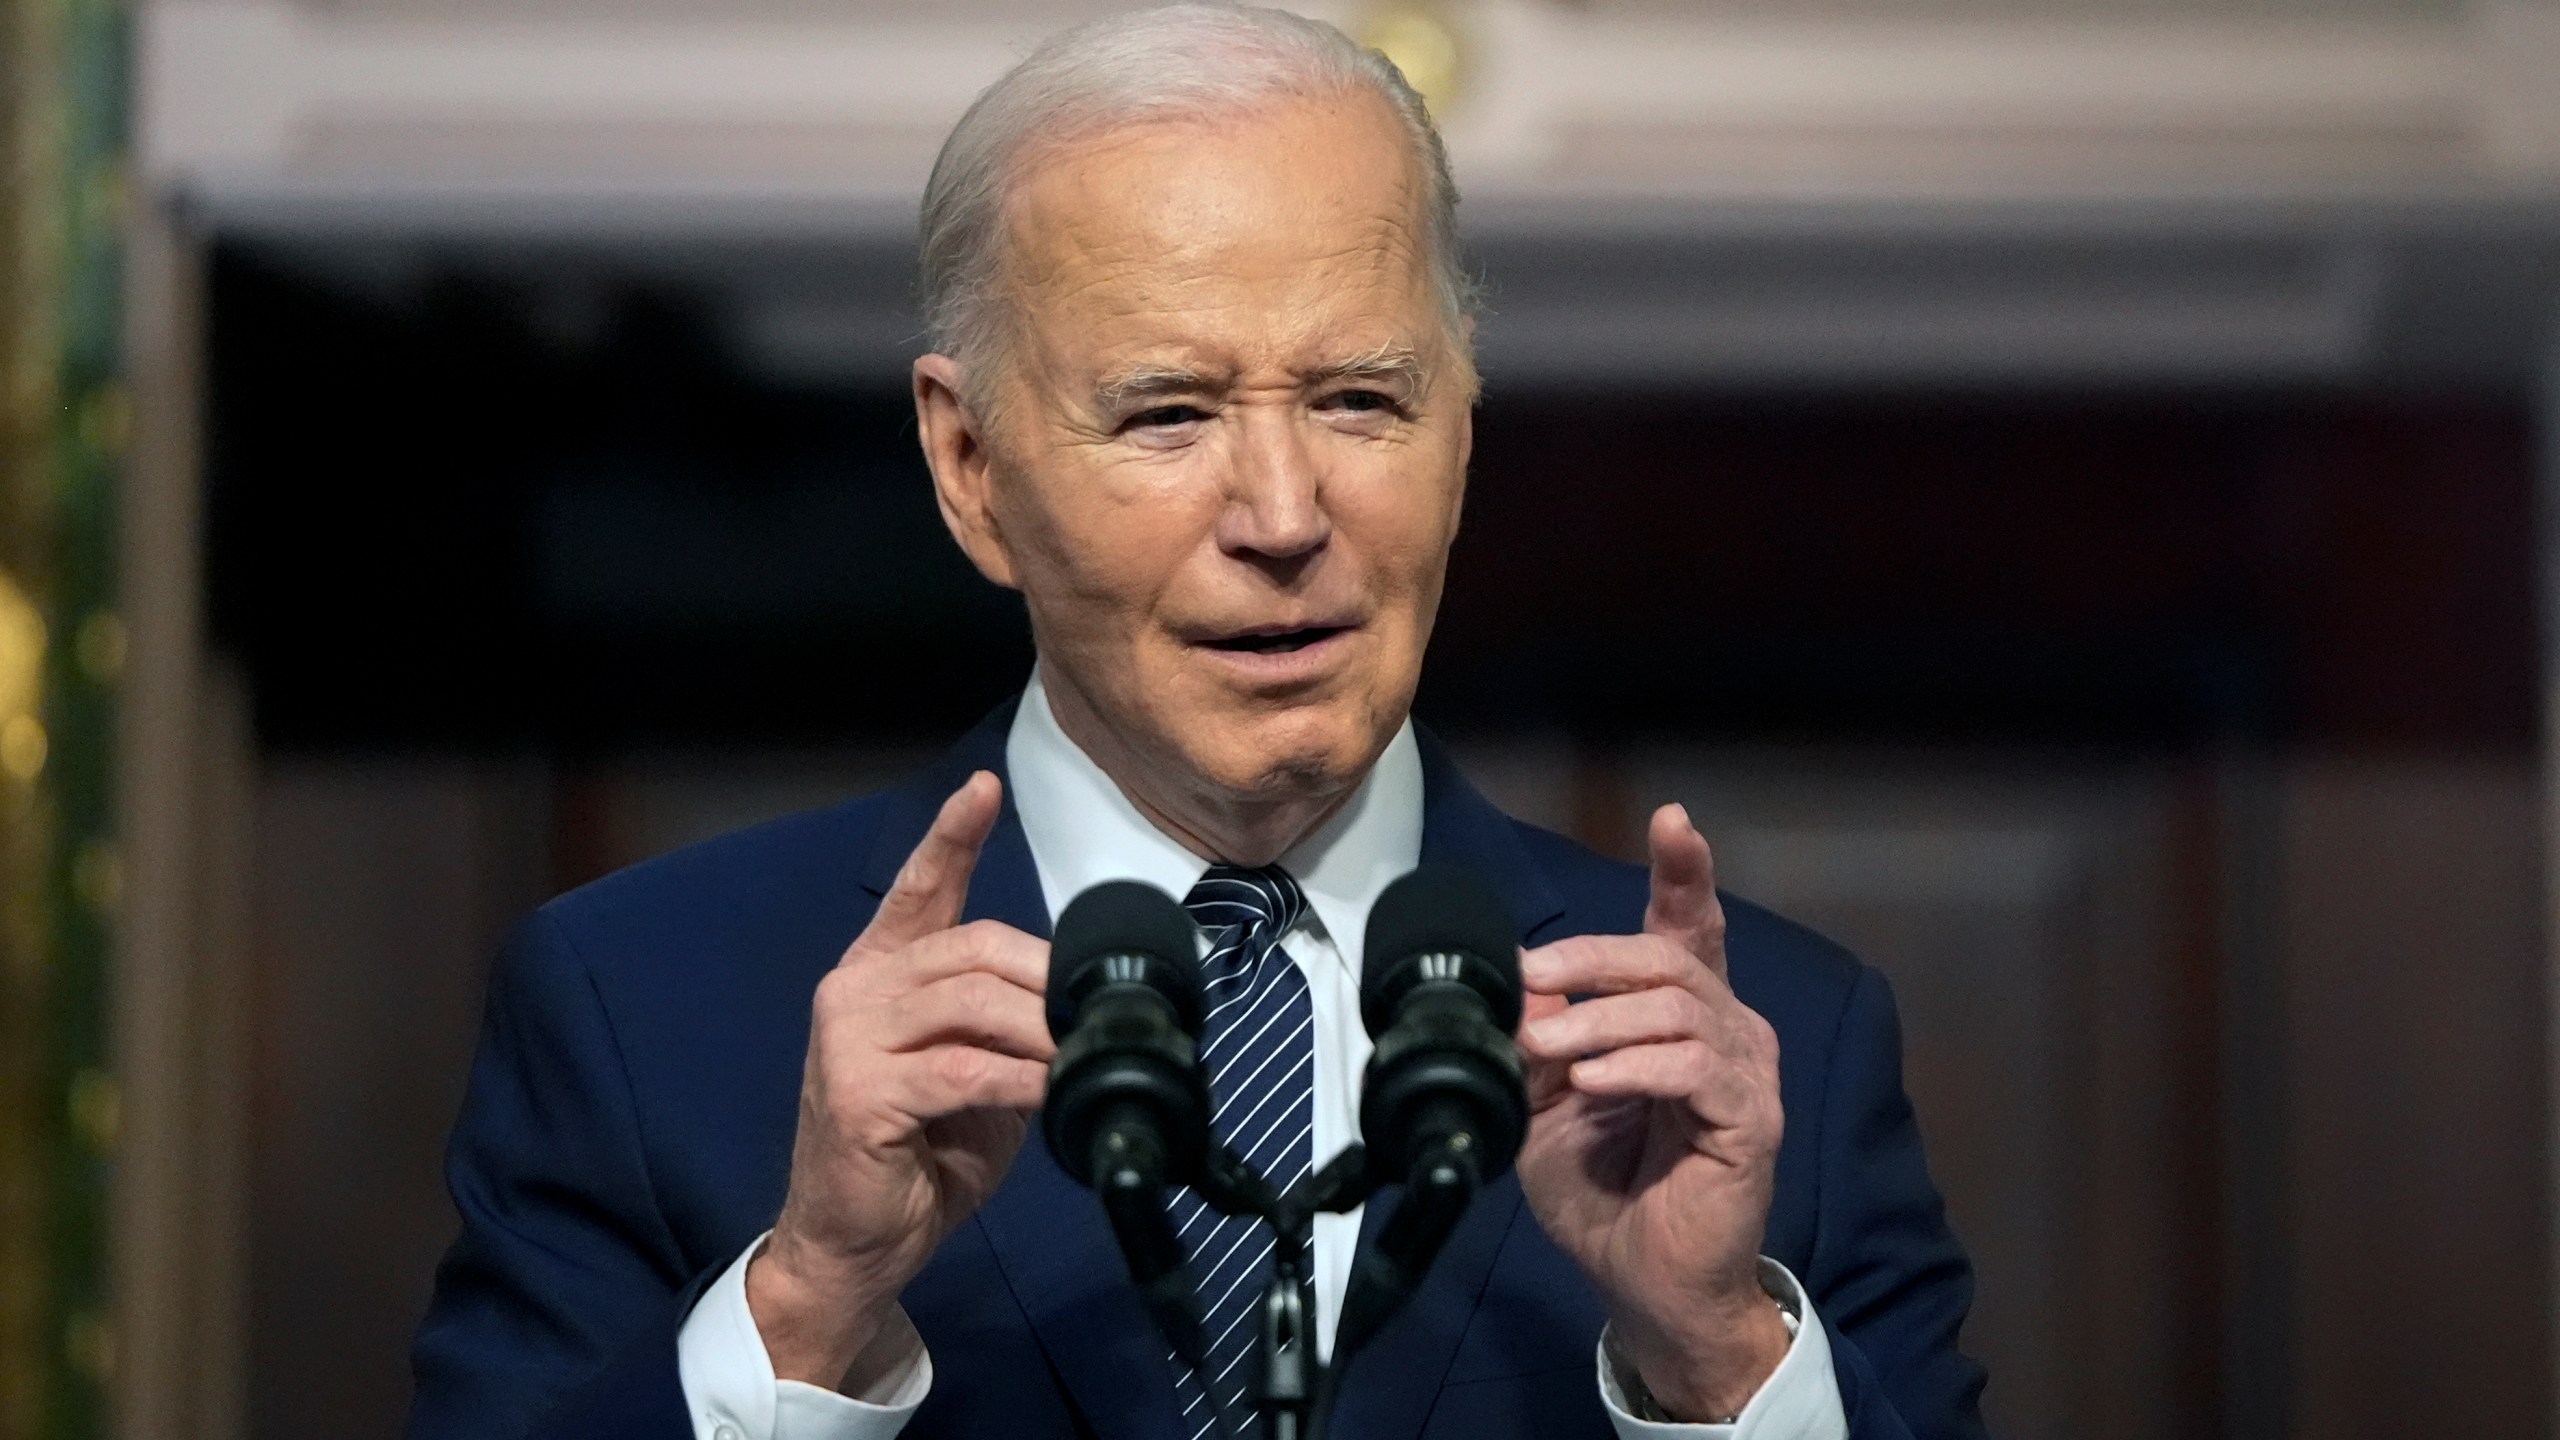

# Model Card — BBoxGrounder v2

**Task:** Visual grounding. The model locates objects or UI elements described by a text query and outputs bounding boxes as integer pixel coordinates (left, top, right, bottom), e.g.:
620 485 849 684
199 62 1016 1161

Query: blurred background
7 0 2560 1436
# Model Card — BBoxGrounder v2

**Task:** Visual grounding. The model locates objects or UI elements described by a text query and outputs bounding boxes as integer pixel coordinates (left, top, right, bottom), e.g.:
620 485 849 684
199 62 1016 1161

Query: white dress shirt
676 673 1849 1440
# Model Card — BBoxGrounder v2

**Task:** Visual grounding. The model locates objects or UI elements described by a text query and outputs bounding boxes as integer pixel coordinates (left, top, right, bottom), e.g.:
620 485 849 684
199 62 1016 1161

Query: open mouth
1202 625 1349 655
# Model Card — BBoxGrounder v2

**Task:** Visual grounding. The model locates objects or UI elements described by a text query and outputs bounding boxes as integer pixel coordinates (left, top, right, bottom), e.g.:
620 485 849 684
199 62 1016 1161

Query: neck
1040 667 1356 870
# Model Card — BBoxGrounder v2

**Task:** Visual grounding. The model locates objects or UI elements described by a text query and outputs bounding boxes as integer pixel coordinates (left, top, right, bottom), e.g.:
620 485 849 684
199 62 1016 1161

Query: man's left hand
1515 802 1793 1423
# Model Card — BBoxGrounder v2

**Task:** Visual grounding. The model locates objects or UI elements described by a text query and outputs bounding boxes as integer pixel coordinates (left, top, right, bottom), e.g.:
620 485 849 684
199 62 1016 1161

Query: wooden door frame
111 202 250 1440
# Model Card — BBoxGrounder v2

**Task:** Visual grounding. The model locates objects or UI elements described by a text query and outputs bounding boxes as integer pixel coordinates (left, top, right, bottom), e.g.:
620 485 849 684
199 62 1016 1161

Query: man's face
932 92 1473 819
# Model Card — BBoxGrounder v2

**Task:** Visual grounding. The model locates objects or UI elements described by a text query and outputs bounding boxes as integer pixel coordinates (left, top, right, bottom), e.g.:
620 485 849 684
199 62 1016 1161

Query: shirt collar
1005 667 1423 979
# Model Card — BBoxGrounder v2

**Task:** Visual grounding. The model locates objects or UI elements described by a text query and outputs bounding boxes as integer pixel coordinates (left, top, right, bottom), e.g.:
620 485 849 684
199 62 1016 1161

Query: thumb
850 771 1002 961
1642 802 1725 982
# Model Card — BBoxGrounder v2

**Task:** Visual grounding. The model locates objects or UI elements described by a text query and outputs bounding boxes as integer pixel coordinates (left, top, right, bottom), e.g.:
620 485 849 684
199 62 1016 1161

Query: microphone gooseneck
1042 880 1214 1359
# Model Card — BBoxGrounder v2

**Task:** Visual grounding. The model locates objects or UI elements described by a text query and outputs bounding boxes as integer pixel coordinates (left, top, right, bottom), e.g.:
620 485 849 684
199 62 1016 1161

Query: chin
1192 701 1377 802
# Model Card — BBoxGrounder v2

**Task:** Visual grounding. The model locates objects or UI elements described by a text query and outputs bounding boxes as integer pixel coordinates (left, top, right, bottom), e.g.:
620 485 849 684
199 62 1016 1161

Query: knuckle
937 1046 990 1091
808 986 866 1050
1668 989 1715 1033
955 970 1006 1019
813 966 856 1007
1748 1011 1780 1059
892 855 931 895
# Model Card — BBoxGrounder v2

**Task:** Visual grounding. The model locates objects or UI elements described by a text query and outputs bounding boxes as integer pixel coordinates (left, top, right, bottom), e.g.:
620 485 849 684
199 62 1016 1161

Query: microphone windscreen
1047 880 1203 1037
1361 865 1520 1035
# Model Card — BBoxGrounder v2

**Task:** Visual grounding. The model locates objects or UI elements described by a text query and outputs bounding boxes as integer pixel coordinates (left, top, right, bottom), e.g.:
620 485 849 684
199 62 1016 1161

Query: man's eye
1326 390 1396 414
1128 405 1208 429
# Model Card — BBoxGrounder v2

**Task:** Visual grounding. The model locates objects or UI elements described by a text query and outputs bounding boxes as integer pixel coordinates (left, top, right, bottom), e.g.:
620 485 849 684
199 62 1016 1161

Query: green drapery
1 0 125 1431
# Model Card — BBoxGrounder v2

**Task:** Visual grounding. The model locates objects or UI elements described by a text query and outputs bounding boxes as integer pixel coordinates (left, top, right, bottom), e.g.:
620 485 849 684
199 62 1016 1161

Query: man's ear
913 352 1019 590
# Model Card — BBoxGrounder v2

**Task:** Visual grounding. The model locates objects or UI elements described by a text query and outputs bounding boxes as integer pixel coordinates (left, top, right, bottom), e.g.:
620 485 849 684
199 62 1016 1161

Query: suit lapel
1329 730 1572 1440
861 702 1187 1440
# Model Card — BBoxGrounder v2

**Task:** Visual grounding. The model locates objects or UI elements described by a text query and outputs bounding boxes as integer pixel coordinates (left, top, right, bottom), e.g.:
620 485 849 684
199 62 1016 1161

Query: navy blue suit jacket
409 704 1989 1439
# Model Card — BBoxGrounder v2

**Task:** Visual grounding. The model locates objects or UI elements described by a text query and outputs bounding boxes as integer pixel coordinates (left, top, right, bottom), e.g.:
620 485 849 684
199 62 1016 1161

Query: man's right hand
748 770 1053 1390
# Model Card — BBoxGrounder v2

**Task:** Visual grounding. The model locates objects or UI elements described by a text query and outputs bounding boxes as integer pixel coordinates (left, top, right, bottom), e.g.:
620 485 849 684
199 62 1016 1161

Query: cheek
999 458 1219 623
1337 459 1463 603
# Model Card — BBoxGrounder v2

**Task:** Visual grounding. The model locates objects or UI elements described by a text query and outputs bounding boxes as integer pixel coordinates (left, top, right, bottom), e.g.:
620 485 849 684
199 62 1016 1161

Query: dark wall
212 248 2535 759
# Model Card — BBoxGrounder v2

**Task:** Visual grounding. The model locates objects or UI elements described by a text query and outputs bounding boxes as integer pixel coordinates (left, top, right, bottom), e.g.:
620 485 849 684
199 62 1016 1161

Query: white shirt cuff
675 1231 934 1440
1596 1258 1847 1440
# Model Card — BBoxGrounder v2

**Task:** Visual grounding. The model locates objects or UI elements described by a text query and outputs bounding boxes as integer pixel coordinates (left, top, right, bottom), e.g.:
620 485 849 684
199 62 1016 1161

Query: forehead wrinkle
991 95 1456 413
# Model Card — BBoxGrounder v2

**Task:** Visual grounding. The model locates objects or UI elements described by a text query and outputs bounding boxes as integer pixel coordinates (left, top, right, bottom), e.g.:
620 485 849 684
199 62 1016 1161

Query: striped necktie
1167 864 1315 1440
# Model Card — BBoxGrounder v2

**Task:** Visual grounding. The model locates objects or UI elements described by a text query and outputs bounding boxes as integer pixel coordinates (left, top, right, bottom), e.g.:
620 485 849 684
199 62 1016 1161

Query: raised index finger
1642 802 1727 983
850 771 1003 961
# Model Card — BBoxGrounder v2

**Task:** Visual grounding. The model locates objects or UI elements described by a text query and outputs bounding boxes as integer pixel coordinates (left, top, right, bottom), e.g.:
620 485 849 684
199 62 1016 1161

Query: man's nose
1217 409 1331 560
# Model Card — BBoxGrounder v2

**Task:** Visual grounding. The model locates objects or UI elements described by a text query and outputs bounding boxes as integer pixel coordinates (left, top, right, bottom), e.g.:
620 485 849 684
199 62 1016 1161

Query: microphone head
1361 864 1521 1036
1047 880 1204 1039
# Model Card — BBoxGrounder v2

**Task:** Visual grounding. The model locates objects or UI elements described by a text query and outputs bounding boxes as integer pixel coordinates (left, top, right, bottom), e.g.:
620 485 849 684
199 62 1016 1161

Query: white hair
917 3 1477 407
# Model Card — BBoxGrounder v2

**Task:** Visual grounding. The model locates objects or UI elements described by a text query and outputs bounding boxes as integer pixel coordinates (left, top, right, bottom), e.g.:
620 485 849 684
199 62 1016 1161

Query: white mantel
141 0 2560 390
143 0 2560 208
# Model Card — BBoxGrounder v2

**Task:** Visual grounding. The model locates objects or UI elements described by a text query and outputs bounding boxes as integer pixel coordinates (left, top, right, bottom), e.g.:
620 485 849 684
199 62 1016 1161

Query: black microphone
1042 880 1213 1359
1357 865 1528 1180
1337 864 1527 1359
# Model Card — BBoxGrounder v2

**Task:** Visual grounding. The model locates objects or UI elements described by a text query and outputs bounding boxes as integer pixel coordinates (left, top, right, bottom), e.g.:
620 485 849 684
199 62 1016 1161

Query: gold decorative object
0 576 42 735
1354 1 1470 118
0 716 46 785
2 0 126 1427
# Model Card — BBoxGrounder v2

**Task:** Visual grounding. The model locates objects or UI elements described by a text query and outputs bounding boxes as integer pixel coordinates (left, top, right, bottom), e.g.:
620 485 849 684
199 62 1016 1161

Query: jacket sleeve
1808 967 1993 1440
407 909 707 1440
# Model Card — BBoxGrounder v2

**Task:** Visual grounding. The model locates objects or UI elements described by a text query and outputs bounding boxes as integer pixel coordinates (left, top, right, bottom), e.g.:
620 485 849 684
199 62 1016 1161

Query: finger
873 970 1057 1061
1643 803 1726 983
853 772 1003 959
1574 1038 1775 1135
1521 933 1717 1002
1568 1038 1713 1099
881 919 1050 997
887 1045 1051 1118
1520 986 1714 1061
1518 990 1570 1030
1517 990 1574 1108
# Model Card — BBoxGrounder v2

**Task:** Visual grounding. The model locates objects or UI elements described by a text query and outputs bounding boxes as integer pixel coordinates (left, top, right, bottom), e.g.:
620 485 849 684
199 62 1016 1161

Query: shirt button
713 1424 743 1440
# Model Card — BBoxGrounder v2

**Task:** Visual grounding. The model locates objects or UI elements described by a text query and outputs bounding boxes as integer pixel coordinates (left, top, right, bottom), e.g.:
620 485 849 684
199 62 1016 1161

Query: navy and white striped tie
1168 864 1315 1440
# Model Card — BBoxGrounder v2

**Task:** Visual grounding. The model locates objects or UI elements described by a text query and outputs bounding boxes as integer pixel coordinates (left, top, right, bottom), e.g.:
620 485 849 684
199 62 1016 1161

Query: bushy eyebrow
1308 342 1429 393
1091 343 1431 411
1094 365 1217 409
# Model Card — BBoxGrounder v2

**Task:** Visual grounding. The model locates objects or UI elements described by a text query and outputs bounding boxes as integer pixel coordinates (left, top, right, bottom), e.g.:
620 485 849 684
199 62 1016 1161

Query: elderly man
409 7 1986 1439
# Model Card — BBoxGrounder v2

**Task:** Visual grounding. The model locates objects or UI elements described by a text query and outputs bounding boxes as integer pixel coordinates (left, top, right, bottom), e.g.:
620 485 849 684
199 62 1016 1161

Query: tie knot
1180 864 1307 961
